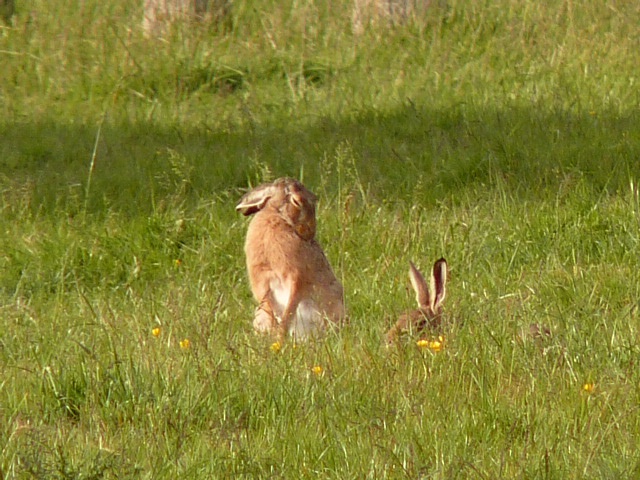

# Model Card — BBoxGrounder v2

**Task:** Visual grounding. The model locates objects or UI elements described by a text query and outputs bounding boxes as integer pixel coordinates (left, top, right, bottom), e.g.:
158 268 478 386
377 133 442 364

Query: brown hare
236 178 345 340
385 258 447 344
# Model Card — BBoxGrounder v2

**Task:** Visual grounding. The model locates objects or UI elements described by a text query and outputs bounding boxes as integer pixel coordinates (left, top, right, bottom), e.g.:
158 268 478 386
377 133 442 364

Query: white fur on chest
270 278 323 338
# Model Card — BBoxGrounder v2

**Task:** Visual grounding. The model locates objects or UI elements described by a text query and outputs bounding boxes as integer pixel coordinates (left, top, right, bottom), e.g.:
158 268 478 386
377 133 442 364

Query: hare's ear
409 261 431 309
285 179 317 208
236 184 276 216
432 258 447 309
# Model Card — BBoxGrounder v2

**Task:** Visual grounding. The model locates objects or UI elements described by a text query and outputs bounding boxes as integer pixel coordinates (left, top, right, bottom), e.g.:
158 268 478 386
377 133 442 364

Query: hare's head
236 178 318 240
385 258 447 344
410 258 447 323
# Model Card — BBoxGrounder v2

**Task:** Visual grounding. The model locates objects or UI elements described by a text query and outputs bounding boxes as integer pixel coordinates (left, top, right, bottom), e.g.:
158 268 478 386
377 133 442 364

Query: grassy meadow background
1 0 640 477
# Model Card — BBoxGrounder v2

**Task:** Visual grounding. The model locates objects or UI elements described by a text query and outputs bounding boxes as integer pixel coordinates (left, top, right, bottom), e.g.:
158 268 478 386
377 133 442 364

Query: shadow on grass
1 103 638 216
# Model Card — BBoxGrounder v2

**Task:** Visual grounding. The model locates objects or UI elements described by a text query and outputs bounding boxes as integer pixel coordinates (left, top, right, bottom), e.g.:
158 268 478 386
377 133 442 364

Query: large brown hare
236 178 345 340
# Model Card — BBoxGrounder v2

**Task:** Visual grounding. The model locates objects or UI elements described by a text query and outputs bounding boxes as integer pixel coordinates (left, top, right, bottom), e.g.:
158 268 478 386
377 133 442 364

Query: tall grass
1 0 640 478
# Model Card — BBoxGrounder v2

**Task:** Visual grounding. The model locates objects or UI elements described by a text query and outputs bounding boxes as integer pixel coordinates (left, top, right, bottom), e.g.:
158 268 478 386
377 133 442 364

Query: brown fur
237 178 345 340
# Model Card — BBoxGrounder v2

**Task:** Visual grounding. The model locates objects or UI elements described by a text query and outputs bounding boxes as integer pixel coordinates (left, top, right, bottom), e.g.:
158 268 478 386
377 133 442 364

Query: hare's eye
290 195 303 208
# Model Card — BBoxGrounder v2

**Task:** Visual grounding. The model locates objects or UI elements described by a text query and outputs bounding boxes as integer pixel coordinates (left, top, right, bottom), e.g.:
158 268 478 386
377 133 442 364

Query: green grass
2 0 640 478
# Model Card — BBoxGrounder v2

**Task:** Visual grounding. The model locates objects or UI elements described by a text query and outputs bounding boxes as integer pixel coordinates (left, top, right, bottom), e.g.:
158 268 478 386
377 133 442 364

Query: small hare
236 177 345 340
385 258 447 344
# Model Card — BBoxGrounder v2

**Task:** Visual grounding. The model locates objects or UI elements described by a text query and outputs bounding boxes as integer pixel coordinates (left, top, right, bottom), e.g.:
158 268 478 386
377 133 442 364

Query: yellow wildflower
152 327 161 337
417 336 444 352
179 339 191 350
429 336 444 352
582 383 595 394
311 365 324 376
270 341 282 353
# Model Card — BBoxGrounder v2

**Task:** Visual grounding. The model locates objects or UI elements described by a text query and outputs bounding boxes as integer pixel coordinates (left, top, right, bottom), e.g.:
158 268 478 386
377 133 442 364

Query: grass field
1 0 640 478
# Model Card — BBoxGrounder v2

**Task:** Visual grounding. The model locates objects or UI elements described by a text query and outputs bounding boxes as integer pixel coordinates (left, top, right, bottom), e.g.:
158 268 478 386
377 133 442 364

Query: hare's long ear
432 258 447 310
409 261 431 309
284 179 317 207
236 184 276 216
